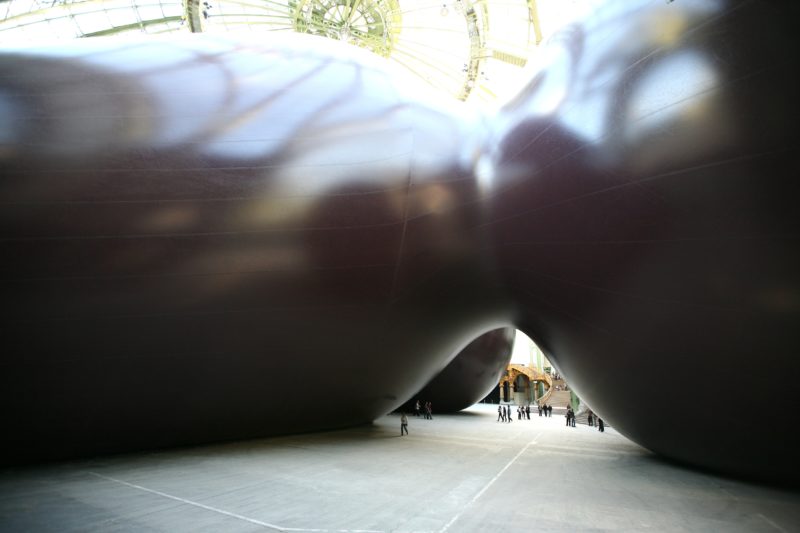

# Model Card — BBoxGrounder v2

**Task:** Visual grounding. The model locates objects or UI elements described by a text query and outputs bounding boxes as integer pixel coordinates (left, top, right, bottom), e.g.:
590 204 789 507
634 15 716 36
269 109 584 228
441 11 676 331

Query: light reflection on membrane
624 50 719 140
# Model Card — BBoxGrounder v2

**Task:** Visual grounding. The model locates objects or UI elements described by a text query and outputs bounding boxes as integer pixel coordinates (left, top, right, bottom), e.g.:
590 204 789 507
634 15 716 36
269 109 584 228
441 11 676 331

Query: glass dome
0 0 585 106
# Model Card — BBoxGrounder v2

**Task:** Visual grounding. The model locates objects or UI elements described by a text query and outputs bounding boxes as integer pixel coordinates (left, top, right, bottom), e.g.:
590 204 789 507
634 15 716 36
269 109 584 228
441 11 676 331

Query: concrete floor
1 403 798 533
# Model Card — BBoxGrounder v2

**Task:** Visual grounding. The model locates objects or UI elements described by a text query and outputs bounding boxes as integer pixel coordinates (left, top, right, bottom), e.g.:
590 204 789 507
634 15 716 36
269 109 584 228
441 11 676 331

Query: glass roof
0 0 581 106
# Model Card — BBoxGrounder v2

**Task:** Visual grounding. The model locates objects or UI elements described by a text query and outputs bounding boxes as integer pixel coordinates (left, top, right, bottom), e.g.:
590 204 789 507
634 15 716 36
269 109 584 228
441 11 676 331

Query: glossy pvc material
399 327 516 413
0 33 512 463
488 0 800 483
1 0 798 483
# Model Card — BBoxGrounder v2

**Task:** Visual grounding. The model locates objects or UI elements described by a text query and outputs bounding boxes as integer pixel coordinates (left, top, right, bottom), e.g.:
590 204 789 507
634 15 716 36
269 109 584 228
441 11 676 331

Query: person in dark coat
598 418 605 432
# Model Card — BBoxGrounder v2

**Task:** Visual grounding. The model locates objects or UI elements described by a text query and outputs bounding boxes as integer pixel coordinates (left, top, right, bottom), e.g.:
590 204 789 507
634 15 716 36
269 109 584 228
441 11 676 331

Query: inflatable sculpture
1 0 798 484
400 327 517 414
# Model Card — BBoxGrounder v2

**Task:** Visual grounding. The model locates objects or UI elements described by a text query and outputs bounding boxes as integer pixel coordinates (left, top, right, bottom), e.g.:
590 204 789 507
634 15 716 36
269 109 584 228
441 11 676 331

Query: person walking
414 400 421 417
587 411 594 427
538 403 542 417
598 417 605 432
400 412 408 435
497 405 503 422
526 405 531 420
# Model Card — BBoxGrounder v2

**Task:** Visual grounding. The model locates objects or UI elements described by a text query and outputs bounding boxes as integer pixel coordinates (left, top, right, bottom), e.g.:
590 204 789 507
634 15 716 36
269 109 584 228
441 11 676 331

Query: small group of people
497 404 538 422
414 399 433 420
572 409 605 432
496 405 514 422
400 399 435 435
401 402 605 435
565 406 576 427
